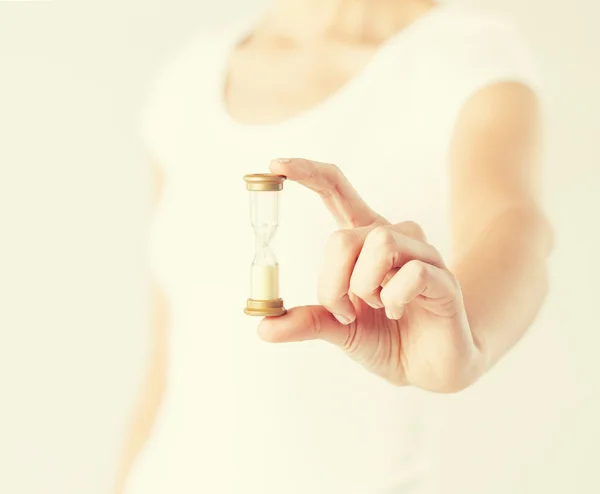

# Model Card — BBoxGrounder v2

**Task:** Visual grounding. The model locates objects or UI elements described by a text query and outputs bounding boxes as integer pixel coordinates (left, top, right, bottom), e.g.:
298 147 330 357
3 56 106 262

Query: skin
116 0 552 491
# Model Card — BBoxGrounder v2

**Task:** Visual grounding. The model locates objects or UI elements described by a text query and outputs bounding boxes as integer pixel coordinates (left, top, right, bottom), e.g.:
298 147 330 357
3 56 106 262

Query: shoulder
142 20 240 109
399 7 540 135
416 6 539 88
425 6 526 46
138 18 245 159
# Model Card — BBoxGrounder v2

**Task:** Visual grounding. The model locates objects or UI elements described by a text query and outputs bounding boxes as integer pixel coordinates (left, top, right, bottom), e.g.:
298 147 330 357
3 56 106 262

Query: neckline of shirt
213 4 451 134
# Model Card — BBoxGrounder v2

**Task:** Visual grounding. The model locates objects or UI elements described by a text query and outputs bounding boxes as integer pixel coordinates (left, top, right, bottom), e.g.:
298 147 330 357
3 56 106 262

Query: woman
118 0 552 492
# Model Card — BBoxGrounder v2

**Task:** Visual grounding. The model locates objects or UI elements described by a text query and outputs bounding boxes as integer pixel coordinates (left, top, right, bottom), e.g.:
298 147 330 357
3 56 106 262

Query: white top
127 5 538 494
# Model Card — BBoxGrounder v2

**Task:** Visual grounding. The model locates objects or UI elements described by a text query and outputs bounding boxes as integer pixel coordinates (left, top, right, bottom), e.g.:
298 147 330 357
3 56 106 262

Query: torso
127 5 537 493
225 37 375 125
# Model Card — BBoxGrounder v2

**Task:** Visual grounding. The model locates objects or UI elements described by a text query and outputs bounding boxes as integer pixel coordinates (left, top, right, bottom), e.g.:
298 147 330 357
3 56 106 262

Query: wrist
433 344 488 394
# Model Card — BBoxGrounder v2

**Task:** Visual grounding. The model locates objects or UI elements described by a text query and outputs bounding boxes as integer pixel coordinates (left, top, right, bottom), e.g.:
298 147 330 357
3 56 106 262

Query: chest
224 40 376 125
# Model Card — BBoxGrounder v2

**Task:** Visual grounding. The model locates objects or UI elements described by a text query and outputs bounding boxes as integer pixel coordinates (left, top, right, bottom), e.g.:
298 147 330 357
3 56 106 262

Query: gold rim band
243 173 286 191
244 298 287 317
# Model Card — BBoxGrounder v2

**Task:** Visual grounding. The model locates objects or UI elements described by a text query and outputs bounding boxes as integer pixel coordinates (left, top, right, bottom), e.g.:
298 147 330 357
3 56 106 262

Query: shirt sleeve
417 12 542 149
459 19 539 100
440 15 542 121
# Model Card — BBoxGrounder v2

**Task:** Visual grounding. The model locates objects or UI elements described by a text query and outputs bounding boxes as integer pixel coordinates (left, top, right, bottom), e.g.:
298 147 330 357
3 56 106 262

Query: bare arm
258 82 551 392
115 162 168 493
450 82 553 370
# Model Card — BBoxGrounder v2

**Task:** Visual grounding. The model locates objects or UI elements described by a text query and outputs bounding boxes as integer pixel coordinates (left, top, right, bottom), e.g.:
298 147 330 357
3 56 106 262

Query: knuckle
404 260 428 283
428 244 441 258
326 229 356 256
320 163 342 192
367 225 396 250
446 269 461 291
426 244 444 266
348 272 375 301
325 162 342 179
397 221 426 240
316 285 339 309
348 275 364 296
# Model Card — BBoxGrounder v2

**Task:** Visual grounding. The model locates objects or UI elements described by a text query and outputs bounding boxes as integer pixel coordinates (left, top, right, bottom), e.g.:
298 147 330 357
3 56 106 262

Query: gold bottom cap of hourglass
244 298 287 317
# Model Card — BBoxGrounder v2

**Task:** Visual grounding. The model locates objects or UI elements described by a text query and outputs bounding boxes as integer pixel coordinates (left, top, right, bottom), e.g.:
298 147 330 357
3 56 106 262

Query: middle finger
350 225 444 308
317 226 371 324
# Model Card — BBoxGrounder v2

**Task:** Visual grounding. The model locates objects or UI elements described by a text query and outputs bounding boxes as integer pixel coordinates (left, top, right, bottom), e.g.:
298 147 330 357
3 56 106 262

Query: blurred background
0 1 598 493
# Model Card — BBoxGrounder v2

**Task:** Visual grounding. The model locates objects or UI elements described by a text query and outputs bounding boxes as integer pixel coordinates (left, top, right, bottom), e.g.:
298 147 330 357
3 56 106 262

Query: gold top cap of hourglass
243 173 286 191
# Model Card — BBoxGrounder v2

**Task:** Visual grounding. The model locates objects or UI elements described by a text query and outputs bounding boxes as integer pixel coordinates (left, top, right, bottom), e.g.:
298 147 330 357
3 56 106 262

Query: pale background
0 1 598 493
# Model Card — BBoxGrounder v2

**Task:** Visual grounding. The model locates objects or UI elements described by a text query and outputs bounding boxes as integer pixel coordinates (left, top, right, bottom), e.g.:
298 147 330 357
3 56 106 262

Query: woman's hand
259 158 486 393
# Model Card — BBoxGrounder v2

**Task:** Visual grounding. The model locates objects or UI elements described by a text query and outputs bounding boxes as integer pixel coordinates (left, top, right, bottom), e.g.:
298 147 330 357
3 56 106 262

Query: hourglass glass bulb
243 173 287 317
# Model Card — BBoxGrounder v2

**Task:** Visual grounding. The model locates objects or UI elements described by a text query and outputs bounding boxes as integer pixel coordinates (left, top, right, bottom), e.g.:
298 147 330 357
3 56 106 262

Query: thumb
258 305 348 346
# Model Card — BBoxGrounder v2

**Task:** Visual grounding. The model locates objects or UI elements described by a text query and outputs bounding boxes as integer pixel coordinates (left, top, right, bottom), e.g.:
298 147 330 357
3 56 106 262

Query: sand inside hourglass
251 264 279 300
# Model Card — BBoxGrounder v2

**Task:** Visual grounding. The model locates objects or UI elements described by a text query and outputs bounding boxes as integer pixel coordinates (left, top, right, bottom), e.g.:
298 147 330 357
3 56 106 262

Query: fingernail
333 313 351 325
368 301 384 310
276 158 291 163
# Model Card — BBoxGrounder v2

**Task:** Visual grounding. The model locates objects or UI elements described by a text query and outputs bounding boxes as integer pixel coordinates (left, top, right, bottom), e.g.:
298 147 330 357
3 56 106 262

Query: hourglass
243 173 287 317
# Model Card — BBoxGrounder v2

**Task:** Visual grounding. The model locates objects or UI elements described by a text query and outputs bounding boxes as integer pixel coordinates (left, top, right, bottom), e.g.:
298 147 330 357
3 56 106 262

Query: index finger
270 158 386 229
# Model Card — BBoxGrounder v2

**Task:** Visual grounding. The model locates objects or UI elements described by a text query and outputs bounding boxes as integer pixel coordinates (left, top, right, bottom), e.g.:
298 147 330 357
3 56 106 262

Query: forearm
453 204 552 373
